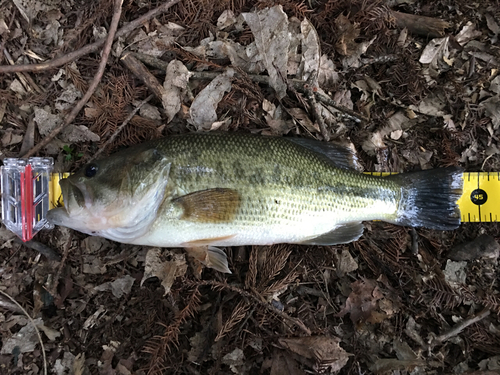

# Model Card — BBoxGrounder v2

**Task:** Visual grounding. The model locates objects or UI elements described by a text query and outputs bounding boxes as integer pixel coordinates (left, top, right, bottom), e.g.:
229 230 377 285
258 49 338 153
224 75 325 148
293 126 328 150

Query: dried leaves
279 336 350 372
141 248 188 296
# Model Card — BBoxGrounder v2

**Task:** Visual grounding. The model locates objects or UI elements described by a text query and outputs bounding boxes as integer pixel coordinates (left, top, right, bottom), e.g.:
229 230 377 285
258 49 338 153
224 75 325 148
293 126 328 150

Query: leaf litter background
1 0 500 374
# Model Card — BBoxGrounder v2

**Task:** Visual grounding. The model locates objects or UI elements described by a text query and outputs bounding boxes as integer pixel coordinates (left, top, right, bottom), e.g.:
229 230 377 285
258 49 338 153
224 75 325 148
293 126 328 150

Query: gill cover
48 148 171 242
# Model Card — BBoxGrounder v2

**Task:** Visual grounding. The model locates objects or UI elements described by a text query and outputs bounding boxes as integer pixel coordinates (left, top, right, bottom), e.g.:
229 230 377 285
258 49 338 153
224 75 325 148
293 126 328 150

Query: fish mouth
47 178 90 227
59 178 89 214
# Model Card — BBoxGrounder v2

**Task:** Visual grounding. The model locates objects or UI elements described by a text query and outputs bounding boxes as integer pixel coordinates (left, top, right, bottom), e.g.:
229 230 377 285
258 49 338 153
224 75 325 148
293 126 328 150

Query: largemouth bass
47 133 463 272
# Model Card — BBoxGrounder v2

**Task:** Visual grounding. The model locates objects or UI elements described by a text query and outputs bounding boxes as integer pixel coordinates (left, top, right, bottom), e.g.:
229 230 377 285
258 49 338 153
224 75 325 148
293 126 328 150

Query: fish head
48 147 171 241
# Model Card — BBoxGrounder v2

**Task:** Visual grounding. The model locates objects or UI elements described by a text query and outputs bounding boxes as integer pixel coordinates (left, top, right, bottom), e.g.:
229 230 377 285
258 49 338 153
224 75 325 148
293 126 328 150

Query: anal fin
300 222 365 245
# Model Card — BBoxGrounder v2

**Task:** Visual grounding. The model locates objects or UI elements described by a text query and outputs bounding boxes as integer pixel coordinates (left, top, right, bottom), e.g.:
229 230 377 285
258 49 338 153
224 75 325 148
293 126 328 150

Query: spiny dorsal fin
287 137 362 171
174 188 241 223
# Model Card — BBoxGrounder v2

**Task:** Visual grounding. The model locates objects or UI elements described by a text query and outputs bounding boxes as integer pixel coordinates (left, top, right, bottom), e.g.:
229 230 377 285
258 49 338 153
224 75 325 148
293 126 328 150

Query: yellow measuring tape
458 172 499 222
49 172 499 223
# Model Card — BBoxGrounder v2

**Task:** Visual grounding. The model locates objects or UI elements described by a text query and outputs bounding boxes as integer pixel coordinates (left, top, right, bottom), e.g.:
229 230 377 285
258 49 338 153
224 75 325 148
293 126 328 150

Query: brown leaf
336 279 387 325
279 336 350 372
140 248 188 295
269 351 302 375
334 15 360 56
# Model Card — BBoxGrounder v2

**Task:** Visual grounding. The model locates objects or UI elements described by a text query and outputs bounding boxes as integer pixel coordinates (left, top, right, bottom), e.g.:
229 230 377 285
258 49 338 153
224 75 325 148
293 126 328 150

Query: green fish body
48 133 462 271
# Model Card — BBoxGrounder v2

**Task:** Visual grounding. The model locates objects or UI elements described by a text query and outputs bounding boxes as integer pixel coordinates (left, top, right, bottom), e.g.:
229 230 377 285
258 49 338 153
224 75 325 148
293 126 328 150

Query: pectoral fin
300 222 365 245
174 188 241 223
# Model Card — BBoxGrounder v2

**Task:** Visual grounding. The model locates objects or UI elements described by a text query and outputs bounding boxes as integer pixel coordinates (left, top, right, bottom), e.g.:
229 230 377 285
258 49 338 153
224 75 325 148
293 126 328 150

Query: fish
47 132 463 273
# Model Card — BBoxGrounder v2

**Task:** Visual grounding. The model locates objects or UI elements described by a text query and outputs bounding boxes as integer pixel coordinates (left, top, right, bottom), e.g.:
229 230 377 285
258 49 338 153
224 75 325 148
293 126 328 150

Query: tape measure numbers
458 172 500 223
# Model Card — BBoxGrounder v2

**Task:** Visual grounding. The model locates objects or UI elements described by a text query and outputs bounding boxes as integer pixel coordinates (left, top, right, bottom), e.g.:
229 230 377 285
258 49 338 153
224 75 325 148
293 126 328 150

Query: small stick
14 238 61 261
22 0 124 158
432 308 491 345
0 290 47 375
48 233 72 297
196 280 312 336
0 0 181 74
304 82 330 141
121 52 164 99
314 90 368 124
391 11 450 38
89 94 154 161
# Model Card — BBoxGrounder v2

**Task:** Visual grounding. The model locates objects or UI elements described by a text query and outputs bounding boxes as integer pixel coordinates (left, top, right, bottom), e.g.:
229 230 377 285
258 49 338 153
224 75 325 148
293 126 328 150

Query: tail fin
387 167 463 230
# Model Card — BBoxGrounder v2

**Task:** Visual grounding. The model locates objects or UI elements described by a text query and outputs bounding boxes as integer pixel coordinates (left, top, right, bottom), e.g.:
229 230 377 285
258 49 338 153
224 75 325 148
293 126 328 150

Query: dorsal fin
286 137 362 171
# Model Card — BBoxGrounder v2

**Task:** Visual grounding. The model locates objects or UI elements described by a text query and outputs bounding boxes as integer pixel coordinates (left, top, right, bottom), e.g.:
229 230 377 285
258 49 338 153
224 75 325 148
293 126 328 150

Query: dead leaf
455 22 482 46
1 129 23 147
242 6 289 99
209 117 232 131
334 14 360 56
286 107 319 133
130 22 184 57
336 279 387 325
444 260 467 285
55 84 82 111
299 18 320 83
318 55 339 87
53 351 77 375
93 275 135 298
419 36 454 77
38 323 61 341
408 94 448 117
162 60 192 123
1 317 42 354
60 125 100 143
139 103 162 121
335 248 358 276
189 69 234 129
140 248 188 295
480 95 500 129
369 358 426 373
222 348 246 374
217 10 236 30
220 40 265 74
279 336 350 372
262 99 290 134
267 350 302 375
34 106 61 136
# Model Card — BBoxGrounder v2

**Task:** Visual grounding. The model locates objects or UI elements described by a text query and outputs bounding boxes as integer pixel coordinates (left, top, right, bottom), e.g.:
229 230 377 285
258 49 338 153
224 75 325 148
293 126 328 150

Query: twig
0 290 47 375
48 233 72 297
22 0 124 158
432 308 491 345
13 238 61 261
89 94 154 161
392 11 450 38
0 0 181 74
314 90 369 124
2 48 42 94
196 280 312 336
121 52 164 99
304 78 330 141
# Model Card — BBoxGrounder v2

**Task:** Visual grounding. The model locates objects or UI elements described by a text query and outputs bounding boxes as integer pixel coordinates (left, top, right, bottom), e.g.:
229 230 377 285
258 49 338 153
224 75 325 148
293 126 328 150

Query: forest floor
1 0 500 374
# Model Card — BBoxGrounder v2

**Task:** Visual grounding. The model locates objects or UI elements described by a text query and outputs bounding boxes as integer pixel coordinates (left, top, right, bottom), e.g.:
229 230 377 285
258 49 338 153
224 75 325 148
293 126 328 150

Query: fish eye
84 163 98 178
